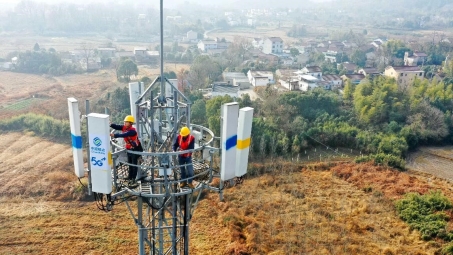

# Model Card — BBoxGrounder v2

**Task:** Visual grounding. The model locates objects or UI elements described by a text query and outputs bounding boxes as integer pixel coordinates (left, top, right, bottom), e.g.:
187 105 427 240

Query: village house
252 38 263 49
211 82 239 98
250 49 279 65
358 68 381 77
247 70 274 87
300 66 322 79
97 48 116 58
338 62 357 74
80 58 101 72
197 40 218 52
223 72 251 89
341 74 366 85
133 47 159 64
322 74 343 89
262 37 284 54
197 38 230 54
183 30 198 43
299 75 320 91
404 51 427 66
116 51 135 59
276 69 299 90
384 66 424 87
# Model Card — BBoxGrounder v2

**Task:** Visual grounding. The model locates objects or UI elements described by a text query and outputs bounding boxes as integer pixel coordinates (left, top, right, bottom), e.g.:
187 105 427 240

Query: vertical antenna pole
85 100 92 196
159 0 165 100
138 198 145 255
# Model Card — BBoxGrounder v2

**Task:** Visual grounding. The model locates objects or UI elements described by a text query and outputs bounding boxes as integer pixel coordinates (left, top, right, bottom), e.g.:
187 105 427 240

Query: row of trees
183 75 453 169
8 48 83 75
0 113 72 141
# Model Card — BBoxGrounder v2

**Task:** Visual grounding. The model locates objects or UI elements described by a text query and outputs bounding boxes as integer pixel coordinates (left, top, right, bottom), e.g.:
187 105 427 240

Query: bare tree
81 43 94 72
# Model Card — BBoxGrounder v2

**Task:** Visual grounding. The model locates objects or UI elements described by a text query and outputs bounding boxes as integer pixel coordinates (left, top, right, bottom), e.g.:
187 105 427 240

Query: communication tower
67 1 254 254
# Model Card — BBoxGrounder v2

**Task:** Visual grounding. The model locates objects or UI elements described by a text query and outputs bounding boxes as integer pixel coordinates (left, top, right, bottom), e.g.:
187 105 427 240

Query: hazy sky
0 0 334 12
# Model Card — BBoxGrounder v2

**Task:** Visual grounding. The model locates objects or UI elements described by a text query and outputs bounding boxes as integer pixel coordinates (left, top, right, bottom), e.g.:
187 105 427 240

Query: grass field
3 98 44 110
2 132 453 254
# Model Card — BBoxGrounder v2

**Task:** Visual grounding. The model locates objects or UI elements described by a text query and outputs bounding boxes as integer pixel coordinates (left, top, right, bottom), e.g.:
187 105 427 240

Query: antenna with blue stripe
67 98 84 178
220 102 239 180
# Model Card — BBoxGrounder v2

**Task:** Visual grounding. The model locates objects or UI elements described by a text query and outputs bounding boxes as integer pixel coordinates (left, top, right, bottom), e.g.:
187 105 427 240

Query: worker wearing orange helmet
173 126 195 189
110 115 143 182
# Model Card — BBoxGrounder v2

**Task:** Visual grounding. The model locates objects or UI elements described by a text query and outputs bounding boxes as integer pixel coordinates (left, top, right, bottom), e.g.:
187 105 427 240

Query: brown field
208 26 299 45
0 63 190 119
2 129 453 254
0 33 159 58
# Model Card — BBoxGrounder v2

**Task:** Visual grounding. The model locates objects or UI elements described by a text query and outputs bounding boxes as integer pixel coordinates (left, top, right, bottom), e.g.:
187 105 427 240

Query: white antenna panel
192 130 202 149
129 82 144 119
87 113 112 194
236 107 254 177
67 98 84 178
220 102 239 181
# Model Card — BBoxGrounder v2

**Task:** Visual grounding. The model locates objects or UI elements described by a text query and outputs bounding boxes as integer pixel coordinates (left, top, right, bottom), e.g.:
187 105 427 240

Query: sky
0 0 334 12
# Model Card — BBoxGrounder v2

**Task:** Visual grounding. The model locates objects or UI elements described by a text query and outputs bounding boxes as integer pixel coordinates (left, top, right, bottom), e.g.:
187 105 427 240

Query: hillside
2 133 453 254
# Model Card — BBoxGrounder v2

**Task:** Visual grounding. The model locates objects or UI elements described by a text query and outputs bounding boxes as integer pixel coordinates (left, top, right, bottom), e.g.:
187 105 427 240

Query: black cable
93 192 114 212
78 177 87 189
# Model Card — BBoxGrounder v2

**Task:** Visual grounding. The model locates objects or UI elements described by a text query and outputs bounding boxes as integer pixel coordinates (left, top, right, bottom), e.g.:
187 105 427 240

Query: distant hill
327 0 452 11
190 0 448 10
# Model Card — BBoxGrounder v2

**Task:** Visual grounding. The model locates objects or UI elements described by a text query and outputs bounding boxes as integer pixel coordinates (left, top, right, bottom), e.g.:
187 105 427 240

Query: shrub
0 113 71 143
355 153 406 170
395 191 453 241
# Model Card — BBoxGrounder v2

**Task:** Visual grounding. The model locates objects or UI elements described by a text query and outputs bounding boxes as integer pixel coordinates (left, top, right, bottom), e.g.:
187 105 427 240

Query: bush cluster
395 191 453 241
355 153 406 170
0 113 73 143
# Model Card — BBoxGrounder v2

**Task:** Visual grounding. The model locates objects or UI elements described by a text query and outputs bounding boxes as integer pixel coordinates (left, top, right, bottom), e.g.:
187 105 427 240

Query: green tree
353 77 407 125
343 80 355 102
290 48 300 57
205 95 234 134
116 58 138 82
191 99 207 125
188 55 222 89
350 49 367 67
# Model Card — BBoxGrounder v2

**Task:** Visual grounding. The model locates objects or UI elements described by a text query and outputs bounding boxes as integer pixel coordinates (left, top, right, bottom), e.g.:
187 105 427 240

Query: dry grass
1 134 453 254
0 63 189 120
190 163 442 255
208 26 298 46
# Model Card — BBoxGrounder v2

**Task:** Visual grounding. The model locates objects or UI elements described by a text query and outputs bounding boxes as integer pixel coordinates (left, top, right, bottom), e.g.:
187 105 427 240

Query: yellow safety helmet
124 115 135 123
180 126 190 136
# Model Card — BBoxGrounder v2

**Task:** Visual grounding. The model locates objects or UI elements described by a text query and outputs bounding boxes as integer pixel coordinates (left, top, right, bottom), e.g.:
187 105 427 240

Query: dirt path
406 146 453 181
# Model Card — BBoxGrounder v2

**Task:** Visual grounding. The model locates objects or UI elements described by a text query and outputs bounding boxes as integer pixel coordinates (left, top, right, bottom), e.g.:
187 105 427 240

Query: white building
262 37 284 54
299 75 319 91
197 40 217 52
97 48 116 58
183 30 198 43
134 47 148 57
223 72 251 89
247 70 274 86
299 66 322 79
322 74 343 89
211 83 239 98
252 38 263 49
